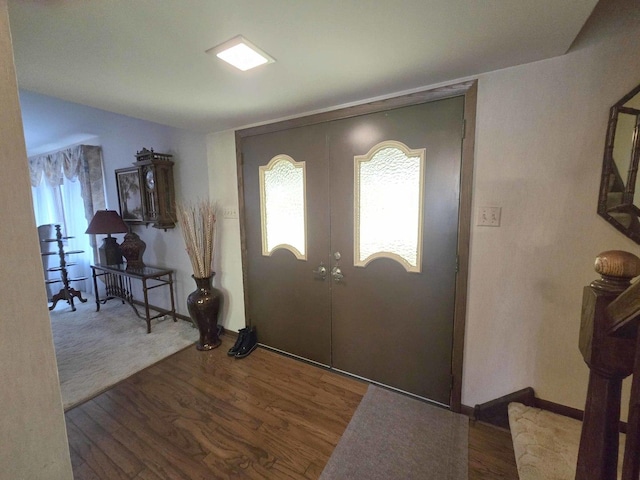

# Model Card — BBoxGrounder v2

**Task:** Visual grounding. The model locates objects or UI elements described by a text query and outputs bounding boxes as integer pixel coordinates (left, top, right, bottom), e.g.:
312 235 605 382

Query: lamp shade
85 210 129 235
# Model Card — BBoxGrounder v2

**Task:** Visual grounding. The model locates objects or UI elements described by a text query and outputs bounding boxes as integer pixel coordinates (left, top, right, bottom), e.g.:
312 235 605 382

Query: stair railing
577 250 640 480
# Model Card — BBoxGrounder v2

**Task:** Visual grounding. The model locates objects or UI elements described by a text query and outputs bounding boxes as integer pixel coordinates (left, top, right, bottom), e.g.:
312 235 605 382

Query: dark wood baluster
576 250 640 480
622 332 640 479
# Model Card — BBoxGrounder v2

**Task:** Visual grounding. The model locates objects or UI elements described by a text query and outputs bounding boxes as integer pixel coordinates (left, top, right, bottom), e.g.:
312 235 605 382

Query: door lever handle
313 263 327 280
331 266 344 282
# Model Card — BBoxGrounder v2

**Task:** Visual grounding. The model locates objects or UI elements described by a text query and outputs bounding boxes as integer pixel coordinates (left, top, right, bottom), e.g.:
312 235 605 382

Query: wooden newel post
576 251 640 480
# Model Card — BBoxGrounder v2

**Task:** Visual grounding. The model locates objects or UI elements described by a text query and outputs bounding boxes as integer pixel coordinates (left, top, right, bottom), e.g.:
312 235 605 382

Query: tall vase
187 274 222 351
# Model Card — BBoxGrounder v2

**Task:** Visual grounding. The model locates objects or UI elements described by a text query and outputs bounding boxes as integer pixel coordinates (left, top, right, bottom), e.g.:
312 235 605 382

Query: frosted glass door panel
354 141 425 272
259 155 307 260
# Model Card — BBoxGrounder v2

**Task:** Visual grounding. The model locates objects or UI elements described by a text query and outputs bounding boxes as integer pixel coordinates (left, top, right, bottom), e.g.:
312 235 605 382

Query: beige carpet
320 385 468 479
508 402 625 480
50 296 198 410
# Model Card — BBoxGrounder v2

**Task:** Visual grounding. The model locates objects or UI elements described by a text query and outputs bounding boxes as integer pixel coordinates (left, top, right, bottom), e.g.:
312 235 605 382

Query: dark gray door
328 98 464 404
241 96 464 405
242 123 332 365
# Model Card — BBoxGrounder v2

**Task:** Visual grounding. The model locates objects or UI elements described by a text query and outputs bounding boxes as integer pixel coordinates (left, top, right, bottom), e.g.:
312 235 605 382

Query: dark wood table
91 263 177 333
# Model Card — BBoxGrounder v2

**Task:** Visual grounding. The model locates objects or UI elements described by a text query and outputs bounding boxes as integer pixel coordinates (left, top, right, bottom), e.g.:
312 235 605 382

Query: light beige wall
0 0 73 478
207 130 246 332
464 0 640 413
205 0 640 413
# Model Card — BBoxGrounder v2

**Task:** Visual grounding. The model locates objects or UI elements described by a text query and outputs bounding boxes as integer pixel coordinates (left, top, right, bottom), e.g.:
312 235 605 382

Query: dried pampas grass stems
176 200 217 279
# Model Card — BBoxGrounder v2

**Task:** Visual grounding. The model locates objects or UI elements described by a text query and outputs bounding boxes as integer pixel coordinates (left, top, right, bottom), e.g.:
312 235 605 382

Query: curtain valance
29 145 90 187
29 145 106 226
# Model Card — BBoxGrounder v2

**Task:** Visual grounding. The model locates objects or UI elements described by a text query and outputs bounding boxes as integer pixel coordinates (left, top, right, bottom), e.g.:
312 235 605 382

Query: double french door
239 93 467 406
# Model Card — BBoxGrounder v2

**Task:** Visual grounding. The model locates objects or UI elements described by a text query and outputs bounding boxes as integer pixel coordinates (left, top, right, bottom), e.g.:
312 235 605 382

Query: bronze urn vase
187 274 222 350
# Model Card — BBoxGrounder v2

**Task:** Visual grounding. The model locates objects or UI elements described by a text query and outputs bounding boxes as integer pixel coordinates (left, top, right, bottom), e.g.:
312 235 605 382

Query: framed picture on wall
115 167 145 223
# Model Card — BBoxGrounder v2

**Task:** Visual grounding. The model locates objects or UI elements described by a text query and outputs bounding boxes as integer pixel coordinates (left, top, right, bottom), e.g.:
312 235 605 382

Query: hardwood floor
65 335 519 479
469 422 520 479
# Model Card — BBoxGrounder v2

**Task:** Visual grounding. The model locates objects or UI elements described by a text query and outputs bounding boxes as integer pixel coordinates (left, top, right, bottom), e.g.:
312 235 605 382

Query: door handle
313 263 327 280
331 266 344 282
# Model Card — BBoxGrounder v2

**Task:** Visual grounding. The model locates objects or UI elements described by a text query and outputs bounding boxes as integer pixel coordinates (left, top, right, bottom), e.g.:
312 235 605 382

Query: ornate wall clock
135 147 176 229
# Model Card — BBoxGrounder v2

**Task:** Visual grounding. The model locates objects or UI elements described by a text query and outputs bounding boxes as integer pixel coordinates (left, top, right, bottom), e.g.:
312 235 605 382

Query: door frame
236 80 477 412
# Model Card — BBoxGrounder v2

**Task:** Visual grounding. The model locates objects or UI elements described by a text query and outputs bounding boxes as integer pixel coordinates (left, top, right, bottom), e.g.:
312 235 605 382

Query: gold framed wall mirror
598 82 640 243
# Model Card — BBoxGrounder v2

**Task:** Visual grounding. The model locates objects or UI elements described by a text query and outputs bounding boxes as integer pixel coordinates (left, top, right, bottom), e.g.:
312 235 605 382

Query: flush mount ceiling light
206 35 275 71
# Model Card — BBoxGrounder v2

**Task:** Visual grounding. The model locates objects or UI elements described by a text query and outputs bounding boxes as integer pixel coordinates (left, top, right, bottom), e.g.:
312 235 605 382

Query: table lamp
85 210 129 265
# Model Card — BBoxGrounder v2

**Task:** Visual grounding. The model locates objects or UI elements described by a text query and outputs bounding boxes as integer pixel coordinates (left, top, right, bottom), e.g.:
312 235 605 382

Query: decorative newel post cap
595 250 640 278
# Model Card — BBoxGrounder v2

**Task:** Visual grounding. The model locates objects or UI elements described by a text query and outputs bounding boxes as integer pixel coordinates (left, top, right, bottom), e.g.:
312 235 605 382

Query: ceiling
8 1 598 134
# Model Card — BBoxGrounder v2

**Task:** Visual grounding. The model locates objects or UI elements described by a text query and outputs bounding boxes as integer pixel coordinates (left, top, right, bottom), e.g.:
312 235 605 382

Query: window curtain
30 145 106 295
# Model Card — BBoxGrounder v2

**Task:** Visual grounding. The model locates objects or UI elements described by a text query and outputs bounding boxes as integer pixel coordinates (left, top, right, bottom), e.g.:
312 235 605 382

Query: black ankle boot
235 327 257 359
227 327 248 356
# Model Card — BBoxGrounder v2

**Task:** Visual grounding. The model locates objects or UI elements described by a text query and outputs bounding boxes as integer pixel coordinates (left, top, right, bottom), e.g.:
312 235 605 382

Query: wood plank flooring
469 422 520 479
65 335 519 479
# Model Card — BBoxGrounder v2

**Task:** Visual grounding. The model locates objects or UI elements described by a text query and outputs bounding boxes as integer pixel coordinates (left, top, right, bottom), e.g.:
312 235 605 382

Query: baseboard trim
535 397 628 434
471 387 535 429
464 389 628 433
534 397 583 422
460 404 474 417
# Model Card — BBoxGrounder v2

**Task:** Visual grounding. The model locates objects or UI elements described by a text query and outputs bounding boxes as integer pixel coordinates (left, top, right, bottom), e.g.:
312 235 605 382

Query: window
354 141 425 272
259 155 307 260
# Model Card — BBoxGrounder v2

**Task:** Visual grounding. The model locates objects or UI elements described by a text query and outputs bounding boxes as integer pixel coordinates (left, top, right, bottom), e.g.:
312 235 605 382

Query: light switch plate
477 206 501 227
221 206 238 219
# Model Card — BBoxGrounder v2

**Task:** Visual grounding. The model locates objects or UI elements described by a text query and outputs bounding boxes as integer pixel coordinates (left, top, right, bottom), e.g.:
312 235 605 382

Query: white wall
19 91 211 317
465 0 640 413
207 131 246 333
0 0 73 477
205 0 640 413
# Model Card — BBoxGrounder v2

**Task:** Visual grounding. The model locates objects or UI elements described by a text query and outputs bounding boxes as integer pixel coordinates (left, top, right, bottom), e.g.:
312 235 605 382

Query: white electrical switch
222 206 238 219
477 206 501 227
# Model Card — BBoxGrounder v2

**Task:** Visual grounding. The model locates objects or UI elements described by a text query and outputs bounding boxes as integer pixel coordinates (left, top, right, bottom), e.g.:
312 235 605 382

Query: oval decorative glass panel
354 140 425 272
259 155 307 260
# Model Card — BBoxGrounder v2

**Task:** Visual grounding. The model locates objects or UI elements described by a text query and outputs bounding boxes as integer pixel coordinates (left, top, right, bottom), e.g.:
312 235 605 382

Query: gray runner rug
320 384 468 479
50 295 198 410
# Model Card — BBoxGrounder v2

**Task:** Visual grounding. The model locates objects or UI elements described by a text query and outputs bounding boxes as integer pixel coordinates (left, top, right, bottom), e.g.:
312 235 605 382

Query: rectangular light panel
206 35 275 71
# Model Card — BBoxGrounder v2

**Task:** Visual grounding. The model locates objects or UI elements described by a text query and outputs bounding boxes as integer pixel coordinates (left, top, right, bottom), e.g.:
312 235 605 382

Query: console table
91 263 177 333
